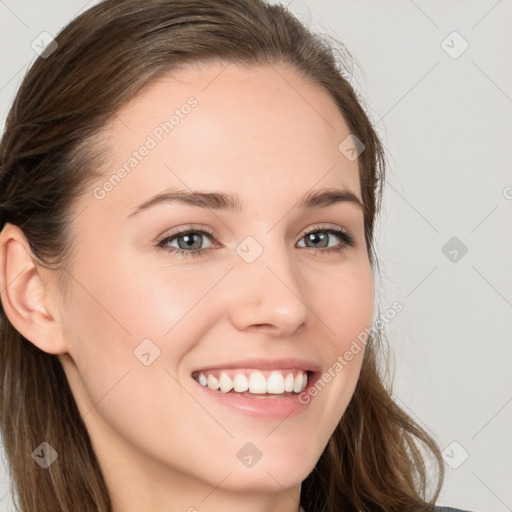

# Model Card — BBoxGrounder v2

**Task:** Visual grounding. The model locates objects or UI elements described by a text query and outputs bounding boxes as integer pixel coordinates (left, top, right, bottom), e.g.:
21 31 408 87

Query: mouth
191 368 311 397
190 359 320 419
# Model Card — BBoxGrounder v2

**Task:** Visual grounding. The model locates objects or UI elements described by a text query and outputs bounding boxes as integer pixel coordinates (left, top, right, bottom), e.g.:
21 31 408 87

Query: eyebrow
126 187 364 218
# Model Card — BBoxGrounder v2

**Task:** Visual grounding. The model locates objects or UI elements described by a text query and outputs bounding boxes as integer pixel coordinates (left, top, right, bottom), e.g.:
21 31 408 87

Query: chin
220 451 318 493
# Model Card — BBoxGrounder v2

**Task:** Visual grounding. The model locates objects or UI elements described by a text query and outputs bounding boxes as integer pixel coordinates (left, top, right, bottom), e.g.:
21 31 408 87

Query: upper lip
192 357 321 374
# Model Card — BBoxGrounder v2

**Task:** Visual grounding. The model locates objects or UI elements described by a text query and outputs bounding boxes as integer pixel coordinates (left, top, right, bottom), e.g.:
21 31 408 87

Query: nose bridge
227 232 309 334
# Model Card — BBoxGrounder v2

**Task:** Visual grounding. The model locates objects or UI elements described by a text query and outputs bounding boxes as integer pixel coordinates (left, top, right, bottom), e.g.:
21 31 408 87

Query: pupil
310 232 327 248
181 234 200 249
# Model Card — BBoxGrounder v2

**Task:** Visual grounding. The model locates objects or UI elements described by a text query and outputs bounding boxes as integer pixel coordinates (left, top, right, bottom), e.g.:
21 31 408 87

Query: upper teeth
194 369 308 394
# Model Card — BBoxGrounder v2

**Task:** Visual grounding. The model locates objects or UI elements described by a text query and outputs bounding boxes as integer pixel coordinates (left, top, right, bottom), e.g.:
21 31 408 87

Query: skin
0 61 374 512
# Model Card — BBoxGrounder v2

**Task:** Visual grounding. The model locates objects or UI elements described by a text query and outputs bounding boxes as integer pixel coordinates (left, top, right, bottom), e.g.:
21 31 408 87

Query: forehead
88 60 361 219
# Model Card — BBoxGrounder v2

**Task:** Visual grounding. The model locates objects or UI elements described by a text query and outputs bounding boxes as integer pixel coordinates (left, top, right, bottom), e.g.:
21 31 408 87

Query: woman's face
56 61 374 508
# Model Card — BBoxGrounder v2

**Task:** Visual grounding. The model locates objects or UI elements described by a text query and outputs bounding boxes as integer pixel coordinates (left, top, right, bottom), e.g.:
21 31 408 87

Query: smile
192 368 309 395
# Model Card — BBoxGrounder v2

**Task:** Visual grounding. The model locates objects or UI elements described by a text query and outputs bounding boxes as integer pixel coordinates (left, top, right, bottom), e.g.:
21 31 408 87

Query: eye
156 224 355 258
157 227 215 258
296 224 355 254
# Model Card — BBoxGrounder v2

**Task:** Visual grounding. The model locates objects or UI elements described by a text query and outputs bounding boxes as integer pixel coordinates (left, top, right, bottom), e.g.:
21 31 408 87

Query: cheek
308 262 374 424
59 260 220 471
65 253 207 353
320 262 375 351
60 251 229 418
58 256 183 404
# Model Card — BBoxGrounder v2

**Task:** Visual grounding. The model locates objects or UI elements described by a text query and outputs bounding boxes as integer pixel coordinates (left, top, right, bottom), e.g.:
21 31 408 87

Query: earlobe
0 222 67 355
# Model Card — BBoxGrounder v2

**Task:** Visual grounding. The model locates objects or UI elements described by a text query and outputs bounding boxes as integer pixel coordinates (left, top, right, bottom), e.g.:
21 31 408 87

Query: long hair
0 1 444 510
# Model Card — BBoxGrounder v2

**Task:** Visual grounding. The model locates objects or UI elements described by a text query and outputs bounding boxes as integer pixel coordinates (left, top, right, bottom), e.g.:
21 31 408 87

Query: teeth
196 369 309 395
293 372 304 393
219 372 233 393
284 373 295 392
267 371 285 394
197 372 207 387
207 374 219 391
248 371 267 393
232 373 249 392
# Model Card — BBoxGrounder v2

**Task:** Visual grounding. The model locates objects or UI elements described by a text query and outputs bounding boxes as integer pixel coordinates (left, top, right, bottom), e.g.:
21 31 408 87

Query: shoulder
435 507 477 512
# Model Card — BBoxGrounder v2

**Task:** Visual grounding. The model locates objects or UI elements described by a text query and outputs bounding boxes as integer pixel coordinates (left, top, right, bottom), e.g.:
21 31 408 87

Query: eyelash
156 224 356 259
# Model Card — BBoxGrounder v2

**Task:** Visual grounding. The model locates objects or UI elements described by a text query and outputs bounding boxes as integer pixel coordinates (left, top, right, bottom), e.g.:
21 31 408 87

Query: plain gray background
1 1 511 511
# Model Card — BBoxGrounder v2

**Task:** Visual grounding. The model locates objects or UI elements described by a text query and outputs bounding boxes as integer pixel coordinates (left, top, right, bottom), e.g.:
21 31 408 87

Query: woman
0 0 476 511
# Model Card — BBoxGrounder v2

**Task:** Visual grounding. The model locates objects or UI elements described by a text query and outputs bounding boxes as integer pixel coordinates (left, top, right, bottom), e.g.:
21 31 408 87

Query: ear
0 222 68 354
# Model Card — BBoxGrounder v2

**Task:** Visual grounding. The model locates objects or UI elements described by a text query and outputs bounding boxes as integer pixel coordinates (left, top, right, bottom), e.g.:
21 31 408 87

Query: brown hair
0 0 445 510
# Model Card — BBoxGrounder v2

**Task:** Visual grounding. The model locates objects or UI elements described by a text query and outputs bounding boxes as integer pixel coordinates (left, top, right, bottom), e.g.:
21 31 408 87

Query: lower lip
192 373 318 420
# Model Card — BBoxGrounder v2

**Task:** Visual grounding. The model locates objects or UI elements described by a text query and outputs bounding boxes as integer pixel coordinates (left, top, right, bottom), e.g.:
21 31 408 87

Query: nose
226 240 310 338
